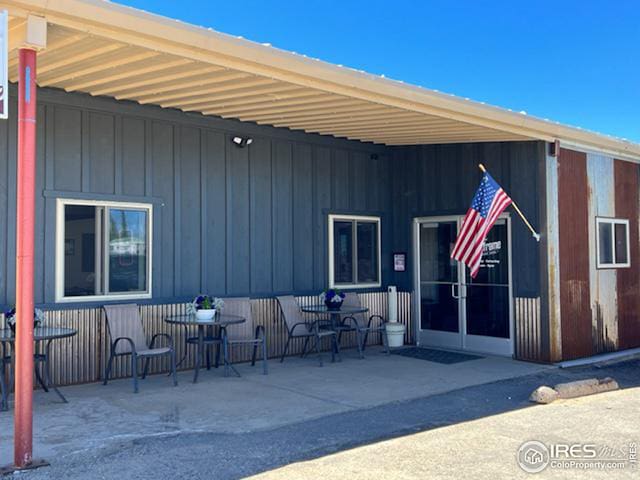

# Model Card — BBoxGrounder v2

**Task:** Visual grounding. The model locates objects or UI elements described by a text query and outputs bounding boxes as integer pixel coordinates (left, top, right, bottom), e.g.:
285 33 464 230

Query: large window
328 214 381 288
56 199 152 302
596 217 630 269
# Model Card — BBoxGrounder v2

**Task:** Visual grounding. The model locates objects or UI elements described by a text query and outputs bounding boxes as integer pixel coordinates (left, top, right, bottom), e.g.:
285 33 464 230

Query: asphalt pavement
14 358 640 479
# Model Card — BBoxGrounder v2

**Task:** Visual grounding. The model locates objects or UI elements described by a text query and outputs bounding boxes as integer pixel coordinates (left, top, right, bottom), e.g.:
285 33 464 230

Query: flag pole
478 163 540 242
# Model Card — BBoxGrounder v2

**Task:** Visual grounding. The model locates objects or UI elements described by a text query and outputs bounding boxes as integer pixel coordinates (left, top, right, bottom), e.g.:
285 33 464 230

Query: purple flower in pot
321 289 345 311
4 307 45 333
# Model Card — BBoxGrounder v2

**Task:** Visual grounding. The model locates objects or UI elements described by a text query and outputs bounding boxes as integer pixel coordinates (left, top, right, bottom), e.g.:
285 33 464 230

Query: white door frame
412 215 463 350
413 214 514 356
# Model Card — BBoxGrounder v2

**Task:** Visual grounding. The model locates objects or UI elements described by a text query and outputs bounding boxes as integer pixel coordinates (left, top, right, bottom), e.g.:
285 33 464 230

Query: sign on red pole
0 10 7 119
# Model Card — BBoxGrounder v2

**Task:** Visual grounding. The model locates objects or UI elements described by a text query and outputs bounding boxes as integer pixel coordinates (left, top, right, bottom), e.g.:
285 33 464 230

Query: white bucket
385 322 406 348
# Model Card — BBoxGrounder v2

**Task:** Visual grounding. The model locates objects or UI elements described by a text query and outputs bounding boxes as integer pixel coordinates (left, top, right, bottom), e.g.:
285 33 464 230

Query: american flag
451 172 512 278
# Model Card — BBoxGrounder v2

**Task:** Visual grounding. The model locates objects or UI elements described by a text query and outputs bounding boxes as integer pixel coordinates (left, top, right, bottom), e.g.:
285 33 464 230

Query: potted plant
321 289 345 311
4 307 45 333
187 295 224 321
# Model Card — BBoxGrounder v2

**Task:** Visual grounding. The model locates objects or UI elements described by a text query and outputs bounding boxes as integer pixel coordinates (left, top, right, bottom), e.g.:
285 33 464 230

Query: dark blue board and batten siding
389 141 544 298
0 85 544 310
0 87 394 306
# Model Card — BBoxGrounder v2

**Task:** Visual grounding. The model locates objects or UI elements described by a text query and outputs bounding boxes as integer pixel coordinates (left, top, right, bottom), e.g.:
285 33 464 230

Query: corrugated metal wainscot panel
514 297 543 361
2 291 413 389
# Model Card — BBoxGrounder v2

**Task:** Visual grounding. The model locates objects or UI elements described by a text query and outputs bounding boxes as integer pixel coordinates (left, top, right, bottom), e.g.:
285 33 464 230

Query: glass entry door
415 216 513 356
417 220 463 350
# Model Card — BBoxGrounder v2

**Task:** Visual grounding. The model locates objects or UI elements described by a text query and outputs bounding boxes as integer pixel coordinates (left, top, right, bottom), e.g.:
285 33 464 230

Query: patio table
165 314 245 382
0 327 78 411
301 304 368 354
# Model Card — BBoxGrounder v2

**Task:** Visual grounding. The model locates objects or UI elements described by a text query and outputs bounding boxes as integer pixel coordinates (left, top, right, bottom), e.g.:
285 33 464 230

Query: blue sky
117 0 640 142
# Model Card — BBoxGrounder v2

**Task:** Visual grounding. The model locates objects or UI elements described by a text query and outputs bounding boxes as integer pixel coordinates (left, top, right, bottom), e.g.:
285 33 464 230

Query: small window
56 199 152 302
329 215 381 288
596 217 630 268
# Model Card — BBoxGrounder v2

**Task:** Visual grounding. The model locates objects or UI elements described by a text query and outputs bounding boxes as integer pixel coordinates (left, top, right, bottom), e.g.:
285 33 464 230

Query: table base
1 340 68 411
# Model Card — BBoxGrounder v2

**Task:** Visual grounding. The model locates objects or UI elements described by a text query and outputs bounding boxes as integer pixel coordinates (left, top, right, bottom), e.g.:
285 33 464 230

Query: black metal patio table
301 304 369 353
164 314 245 382
0 327 78 411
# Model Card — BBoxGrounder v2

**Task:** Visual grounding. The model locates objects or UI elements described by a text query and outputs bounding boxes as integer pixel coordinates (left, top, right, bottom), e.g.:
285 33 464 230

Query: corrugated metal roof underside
7 21 530 146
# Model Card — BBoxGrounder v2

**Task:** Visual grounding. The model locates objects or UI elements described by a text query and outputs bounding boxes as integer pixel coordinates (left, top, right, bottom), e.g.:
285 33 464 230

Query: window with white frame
596 217 630 268
328 214 381 288
56 199 152 302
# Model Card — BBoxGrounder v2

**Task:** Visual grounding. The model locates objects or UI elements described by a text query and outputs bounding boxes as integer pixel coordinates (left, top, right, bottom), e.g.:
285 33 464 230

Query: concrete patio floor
0 347 548 467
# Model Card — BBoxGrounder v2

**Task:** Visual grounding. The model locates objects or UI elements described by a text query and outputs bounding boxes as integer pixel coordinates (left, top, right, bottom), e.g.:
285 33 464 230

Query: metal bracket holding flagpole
478 163 541 242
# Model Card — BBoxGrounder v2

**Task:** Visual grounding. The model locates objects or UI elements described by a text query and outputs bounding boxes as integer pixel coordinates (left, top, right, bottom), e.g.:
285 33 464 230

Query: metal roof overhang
2 0 639 160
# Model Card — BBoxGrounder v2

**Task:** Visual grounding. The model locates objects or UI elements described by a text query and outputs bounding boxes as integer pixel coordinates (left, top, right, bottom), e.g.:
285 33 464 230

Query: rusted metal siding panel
2 292 414 388
586 153 618 353
615 159 640 349
558 148 593 360
514 297 542 361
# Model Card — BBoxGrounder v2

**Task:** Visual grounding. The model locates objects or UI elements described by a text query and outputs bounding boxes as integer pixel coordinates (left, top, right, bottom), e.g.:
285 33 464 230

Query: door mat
391 347 483 364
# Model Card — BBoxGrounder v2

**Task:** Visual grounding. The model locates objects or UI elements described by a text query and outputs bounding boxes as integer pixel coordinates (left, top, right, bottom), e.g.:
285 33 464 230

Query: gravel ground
13 358 640 480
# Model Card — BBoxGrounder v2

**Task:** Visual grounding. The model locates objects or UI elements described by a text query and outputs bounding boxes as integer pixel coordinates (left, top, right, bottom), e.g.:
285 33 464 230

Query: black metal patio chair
339 293 390 358
277 296 340 367
103 304 178 393
220 298 268 376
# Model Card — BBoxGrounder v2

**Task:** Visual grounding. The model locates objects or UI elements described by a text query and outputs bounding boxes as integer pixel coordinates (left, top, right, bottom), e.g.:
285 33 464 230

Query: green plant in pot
186 295 224 321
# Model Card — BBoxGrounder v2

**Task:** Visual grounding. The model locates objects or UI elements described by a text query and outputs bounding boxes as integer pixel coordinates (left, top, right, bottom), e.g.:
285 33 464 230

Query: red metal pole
14 47 37 469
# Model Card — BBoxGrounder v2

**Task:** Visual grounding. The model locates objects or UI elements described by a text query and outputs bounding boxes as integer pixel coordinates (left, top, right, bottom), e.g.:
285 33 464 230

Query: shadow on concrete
18 357 638 480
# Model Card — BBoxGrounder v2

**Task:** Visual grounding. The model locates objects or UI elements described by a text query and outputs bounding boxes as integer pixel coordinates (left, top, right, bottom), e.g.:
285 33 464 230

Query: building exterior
0 0 639 380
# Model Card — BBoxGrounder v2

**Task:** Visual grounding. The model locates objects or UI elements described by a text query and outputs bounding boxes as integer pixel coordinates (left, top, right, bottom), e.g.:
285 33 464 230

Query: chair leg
251 341 258 367
35 361 48 392
8 361 13 394
262 339 268 375
0 361 8 411
300 337 310 358
362 331 370 352
131 354 139 394
215 343 221 369
331 334 341 363
356 330 365 359
315 334 323 367
330 335 335 363
103 352 114 386
223 337 230 378
42 349 67 404
280 335 291 363
142 357 151 379
170 350 178 386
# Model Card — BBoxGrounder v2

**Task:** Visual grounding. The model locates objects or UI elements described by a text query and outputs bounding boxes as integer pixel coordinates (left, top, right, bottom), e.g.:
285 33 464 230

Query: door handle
451 284 467 299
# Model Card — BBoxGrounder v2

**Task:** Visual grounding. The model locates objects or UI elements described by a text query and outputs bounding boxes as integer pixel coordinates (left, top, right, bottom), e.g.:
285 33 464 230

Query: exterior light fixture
232 136 253 148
